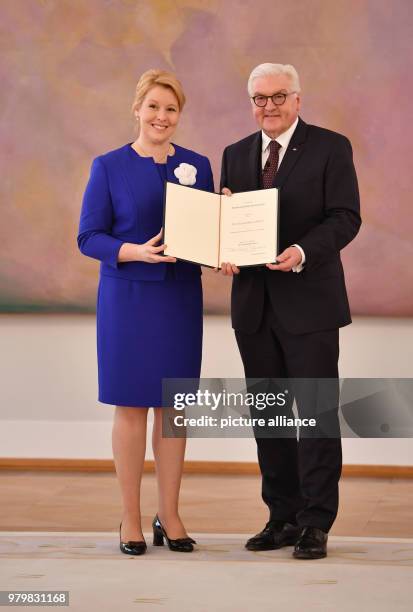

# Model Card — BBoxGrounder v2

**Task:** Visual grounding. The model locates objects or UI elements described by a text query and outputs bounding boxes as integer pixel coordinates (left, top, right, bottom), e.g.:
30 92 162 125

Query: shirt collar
261 116 299 152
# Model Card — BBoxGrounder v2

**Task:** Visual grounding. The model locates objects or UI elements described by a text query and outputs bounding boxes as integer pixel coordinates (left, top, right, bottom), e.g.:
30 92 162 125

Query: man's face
251 74 300 138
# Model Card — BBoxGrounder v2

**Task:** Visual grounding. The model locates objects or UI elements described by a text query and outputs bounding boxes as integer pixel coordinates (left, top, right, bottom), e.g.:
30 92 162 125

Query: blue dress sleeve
205 157 215 193
77 157 124 269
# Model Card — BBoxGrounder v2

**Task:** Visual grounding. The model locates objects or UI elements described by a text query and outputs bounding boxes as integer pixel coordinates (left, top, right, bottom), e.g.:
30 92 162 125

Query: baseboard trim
0 458 412 478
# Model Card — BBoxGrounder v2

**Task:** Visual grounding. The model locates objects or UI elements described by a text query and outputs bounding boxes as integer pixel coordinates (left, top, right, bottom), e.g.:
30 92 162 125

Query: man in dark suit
220 63 361 559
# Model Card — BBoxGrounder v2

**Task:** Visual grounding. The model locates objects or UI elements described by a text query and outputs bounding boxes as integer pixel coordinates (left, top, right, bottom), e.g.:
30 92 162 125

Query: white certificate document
163 182 279 268
219 189 279 267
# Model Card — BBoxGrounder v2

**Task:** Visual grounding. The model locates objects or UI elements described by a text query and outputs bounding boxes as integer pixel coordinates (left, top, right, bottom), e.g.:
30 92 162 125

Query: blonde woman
78 70 214 555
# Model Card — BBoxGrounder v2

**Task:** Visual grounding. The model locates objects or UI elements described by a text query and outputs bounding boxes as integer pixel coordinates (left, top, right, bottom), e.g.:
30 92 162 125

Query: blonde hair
131 69 186 114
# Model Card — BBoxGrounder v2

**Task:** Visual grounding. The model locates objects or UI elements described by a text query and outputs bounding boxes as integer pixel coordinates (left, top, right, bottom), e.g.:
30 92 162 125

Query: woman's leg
112 406 148 541
152 407 188 538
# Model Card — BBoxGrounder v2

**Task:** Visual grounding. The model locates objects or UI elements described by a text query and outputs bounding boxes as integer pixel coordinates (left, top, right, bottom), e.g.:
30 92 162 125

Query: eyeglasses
251 92 297 107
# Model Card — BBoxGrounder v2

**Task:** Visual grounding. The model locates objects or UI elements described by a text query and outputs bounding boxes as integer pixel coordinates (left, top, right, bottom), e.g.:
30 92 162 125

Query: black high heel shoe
152 515 196 552
119 522 147 556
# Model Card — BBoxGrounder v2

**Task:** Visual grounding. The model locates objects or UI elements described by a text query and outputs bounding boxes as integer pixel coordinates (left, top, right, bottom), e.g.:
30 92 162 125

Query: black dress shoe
119 522 147 556
293 526 328 559
245 520 301 551
152 515 196 552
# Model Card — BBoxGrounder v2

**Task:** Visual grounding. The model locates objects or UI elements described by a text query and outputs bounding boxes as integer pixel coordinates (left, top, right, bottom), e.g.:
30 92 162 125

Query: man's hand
266 246 302 272
218 262 240 275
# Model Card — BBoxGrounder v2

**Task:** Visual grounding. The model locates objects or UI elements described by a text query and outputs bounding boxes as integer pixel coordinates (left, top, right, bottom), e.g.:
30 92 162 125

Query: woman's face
136 85 180 145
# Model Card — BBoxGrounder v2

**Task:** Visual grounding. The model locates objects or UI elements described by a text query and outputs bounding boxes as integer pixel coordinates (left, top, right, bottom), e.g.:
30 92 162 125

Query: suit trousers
235 274 342 532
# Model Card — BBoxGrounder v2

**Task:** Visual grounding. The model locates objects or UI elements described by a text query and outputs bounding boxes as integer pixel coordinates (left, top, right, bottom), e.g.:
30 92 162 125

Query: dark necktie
262 140 281 188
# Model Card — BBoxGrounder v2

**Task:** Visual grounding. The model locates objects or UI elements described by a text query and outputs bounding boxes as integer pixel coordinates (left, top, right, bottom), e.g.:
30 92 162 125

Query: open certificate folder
163 182 279 268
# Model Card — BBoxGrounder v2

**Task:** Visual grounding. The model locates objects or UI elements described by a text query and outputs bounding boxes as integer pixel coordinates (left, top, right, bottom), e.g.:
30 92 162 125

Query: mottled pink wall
1 0 412 314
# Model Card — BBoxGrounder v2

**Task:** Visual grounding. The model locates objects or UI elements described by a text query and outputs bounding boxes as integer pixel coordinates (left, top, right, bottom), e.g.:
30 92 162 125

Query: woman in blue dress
78 69 214 555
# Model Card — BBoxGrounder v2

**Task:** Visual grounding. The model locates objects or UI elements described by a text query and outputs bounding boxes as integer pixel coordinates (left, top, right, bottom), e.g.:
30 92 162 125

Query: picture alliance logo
173 389 288 411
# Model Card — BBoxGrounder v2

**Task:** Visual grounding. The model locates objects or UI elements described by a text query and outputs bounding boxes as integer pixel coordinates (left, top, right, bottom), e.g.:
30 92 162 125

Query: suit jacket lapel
273 117 309 188
120 144 164 205
246 131 262 190
166 150 180 184
119 145 148 206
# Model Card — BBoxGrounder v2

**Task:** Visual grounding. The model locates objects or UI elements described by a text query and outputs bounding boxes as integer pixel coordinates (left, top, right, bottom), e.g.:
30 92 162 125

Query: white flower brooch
174 163 197 186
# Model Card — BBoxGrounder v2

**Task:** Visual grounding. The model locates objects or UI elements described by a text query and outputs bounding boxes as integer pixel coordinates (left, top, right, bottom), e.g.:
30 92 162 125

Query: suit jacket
78 143 214 281
220 118 361 335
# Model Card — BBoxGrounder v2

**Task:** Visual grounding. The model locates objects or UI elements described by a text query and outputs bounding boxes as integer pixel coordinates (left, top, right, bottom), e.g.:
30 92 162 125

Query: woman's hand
136 229 177 263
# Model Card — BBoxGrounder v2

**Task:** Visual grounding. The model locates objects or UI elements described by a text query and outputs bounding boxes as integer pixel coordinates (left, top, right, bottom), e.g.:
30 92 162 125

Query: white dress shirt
261 117 305 273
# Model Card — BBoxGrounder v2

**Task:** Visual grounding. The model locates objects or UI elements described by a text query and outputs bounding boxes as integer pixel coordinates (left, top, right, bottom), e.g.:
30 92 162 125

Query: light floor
1 531 412 612
1 473 412 611
0 472 412 537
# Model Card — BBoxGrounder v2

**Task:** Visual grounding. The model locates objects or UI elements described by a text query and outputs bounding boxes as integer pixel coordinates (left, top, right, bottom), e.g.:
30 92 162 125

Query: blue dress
78 144 214 407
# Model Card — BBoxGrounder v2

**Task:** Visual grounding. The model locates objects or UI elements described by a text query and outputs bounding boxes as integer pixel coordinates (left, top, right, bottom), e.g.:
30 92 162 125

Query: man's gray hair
247 63 301 96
